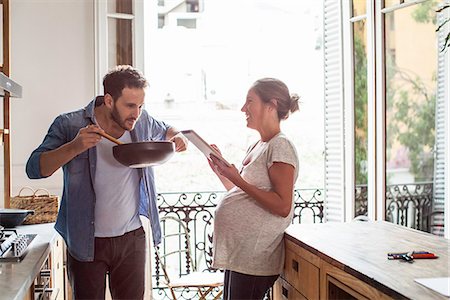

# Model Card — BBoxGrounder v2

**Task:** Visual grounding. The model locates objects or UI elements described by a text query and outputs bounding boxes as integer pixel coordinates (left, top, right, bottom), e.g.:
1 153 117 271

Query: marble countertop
0 223 59 300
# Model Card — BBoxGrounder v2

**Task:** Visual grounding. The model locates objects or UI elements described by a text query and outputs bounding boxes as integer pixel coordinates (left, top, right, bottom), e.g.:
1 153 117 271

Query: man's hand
39 125 105 177
169 132 188 152
70 125 104 155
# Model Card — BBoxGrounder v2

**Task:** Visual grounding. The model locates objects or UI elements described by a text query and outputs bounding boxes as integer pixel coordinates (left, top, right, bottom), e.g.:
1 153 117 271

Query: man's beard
111 106 132 131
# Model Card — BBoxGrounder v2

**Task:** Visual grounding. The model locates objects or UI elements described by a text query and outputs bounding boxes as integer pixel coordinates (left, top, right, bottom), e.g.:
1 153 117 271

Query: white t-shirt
212 132 299 276
94 131 142 237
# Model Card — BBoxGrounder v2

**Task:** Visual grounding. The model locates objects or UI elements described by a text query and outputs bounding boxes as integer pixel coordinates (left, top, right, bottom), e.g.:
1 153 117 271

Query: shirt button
91 222 94 225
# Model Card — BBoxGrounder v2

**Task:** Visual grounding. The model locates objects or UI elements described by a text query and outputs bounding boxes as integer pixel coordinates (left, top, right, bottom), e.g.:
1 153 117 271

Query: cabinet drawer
274 278 307 300
284 245 319 299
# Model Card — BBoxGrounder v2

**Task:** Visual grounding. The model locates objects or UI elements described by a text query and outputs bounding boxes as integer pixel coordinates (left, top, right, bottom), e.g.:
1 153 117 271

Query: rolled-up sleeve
26 115 68 179
140 111 171 141
151 121 169 141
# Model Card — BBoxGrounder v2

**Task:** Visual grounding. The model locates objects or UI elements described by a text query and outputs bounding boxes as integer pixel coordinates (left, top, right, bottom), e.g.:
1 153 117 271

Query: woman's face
241 88 267 130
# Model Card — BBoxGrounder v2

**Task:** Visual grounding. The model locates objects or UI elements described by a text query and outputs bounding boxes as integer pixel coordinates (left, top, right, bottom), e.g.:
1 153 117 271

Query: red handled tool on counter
388 251 438 263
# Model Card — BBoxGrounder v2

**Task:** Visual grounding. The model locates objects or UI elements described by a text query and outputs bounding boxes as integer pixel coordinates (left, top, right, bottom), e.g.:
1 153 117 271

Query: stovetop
0 227 37 262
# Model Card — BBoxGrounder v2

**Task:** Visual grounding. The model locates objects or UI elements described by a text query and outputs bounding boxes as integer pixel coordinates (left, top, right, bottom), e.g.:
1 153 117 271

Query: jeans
223 270 279 300
67 227 146 300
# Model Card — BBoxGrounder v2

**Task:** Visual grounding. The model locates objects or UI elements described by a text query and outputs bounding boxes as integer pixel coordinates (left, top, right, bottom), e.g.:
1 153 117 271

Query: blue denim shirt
26 97 167 261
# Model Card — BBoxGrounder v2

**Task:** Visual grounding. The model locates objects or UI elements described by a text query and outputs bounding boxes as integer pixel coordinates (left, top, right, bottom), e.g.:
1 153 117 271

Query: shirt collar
83 96 104 124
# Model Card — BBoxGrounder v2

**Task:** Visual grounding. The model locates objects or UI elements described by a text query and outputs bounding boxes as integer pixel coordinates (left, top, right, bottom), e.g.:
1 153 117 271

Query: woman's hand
208 144 237 191
207 144 222 174
209 153 243 188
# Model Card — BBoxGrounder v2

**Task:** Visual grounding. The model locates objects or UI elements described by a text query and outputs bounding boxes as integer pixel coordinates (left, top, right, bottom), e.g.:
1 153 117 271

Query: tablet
181 130 231 167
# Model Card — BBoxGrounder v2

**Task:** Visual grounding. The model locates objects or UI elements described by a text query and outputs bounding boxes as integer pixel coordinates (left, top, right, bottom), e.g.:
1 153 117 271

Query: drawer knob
282 286 289 298
292 259 299 272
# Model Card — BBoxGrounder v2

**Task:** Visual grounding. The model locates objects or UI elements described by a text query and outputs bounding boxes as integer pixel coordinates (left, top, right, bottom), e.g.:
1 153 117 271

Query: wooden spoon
97 131 124 145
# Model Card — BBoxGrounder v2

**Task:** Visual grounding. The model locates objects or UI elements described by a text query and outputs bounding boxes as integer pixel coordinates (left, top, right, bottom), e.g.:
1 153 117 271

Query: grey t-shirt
212 132 299 276
94 131 141 237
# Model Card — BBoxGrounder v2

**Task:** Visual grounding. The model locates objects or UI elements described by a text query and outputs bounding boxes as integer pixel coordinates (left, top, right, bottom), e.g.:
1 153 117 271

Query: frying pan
98 131 175 168
0 209 34 228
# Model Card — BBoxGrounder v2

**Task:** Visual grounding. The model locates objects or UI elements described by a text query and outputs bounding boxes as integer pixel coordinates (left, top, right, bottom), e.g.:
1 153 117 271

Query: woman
209 78 300 299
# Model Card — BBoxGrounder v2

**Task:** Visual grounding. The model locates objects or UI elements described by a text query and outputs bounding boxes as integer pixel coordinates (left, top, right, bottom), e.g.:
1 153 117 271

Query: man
26 65 188 299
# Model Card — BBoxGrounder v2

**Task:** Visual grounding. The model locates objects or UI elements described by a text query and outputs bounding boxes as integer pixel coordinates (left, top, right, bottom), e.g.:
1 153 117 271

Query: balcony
355 182 442 234
152 188 323 299
151 183 437 299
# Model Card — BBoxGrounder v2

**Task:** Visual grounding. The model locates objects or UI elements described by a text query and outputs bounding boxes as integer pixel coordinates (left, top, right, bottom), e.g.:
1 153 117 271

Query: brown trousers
67 227 146 300
223 270 278 300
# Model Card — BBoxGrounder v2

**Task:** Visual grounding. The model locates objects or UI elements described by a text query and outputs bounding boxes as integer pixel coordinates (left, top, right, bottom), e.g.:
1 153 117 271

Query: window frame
342 0 378 221
442 2 450 239
340 0 449 237
94 0 144 94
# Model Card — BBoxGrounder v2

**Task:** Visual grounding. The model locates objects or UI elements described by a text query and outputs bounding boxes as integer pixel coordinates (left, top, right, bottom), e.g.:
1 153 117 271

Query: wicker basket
10 186 59 225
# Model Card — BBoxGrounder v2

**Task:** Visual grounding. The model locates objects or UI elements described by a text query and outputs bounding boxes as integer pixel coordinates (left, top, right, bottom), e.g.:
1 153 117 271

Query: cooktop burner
0 228 36 262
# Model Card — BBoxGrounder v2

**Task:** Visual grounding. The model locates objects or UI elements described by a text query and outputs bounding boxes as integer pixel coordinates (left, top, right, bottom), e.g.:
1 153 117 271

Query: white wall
0 0 95 205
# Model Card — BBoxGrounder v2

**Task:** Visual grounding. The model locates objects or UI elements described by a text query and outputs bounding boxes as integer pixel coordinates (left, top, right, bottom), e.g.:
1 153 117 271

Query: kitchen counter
282 221 450 299
0 223 60 300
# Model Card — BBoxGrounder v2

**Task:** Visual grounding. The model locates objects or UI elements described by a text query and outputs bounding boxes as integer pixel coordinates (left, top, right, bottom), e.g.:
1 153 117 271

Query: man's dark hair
103 65 148 101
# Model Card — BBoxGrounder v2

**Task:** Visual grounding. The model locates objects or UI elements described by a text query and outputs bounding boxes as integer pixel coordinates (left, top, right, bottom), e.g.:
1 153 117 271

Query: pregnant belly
214 194 286 241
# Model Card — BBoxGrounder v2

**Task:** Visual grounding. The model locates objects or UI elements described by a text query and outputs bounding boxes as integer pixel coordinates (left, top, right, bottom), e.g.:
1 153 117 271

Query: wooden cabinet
274 238 396 300
275 238 364 300
273 277 307 300
320 260 390 300
49 236 64 300
278 239 320 300
274 221 450 300
24 236 65 300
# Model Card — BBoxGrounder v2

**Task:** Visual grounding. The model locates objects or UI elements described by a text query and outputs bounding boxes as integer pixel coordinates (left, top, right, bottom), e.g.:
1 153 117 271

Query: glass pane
149 0 324 193
108 0 133 14
108 18 133 68
384 0 401 8
385 3 437 231
353 19 368 218
352 0 366 17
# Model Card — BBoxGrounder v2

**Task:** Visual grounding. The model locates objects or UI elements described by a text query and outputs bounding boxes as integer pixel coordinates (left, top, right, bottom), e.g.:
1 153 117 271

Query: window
384 3 437 230
326 0 448 234
146 1 325 194
95 0 144 93
351 1 369 218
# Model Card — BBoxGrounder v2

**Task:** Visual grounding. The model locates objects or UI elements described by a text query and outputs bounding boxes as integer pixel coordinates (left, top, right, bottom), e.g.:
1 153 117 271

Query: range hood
0 72 22 98
1 72 22 208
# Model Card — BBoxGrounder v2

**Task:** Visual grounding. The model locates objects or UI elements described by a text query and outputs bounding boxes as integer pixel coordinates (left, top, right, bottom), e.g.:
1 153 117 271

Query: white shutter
323 0 345 222
433 8 449 236
446 7 450 240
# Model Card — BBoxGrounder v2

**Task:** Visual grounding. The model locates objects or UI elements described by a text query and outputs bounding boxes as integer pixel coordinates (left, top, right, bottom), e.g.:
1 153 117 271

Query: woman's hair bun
290 93 300 113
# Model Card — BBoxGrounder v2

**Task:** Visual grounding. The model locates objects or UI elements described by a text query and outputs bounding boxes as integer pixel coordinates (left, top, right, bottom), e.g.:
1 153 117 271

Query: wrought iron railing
355 182 434 232
355 184 368 217
151 183 437 298
152 188 324 299
385 182 434 231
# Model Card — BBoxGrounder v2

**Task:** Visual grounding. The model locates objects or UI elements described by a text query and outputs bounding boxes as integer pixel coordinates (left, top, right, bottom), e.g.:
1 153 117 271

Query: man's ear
104 94 114 108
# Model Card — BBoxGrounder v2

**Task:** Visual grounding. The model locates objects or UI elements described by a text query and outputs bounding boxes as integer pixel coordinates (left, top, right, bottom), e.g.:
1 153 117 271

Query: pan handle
97 131 124 145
